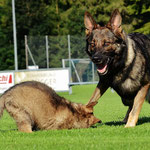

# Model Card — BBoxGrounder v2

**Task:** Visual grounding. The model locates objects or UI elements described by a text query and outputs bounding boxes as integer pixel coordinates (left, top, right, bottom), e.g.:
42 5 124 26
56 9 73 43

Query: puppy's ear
84 12 98 35
85 101 97 113
107 9 126 40
86 101 97 108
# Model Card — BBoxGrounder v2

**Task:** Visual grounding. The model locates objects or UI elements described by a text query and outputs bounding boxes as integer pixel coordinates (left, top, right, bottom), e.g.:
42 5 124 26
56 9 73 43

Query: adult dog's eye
104 42 111 47
90 39 96 48
90 42 95 47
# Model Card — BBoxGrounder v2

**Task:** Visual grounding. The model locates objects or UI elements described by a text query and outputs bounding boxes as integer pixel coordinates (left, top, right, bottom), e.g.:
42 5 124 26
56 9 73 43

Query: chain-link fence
25 35 99 83
25 35 87 68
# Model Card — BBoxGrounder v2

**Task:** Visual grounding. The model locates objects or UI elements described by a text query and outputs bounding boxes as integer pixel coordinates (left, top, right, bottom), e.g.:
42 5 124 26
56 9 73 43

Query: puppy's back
1 81 61 128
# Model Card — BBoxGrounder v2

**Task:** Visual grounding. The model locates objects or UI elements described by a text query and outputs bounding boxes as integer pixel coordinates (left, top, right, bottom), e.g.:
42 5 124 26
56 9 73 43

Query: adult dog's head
84 9 126 75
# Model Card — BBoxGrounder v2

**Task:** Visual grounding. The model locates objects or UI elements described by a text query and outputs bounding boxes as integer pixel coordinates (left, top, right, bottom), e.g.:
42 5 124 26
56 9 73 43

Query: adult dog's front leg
86 82 109 106
125 84 150 128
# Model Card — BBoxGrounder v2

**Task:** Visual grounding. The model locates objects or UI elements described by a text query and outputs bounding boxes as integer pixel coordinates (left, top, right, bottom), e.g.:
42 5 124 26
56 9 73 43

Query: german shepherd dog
84 9 150 127
0 81 100 132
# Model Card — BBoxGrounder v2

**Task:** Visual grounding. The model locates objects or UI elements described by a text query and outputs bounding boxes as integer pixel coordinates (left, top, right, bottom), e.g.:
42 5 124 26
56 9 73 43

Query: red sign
0 74 13 84
0 73 14 93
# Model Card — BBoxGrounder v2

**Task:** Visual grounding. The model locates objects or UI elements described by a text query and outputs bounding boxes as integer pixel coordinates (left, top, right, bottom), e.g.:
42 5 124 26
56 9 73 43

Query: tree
0 0 149 71
124 0 150 34
15 0 60 69
0 0 14 70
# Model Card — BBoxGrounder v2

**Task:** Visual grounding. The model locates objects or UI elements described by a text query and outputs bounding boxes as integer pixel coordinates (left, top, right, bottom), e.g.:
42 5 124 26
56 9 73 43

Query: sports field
0 84 150 150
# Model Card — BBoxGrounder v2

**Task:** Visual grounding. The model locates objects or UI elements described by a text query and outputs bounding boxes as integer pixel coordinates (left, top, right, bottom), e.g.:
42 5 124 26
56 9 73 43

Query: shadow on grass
104 117 150 126
105 121 125 126
137 117 150 125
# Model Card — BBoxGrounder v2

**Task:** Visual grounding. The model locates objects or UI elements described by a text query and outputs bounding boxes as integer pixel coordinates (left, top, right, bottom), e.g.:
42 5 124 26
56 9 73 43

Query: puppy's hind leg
17 121 32 133
5 101 33 133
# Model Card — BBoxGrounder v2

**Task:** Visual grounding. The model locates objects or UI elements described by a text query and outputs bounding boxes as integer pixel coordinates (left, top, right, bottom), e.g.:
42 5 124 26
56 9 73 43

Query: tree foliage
0 0 149 70
124 0 150 34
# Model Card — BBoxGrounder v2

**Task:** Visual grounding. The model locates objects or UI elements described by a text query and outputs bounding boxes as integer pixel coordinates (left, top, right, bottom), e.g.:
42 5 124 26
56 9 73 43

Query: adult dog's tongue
97 65 107 74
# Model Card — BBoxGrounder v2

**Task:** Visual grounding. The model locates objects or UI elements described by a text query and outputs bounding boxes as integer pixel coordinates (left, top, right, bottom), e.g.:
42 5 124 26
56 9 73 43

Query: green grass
1 84 150 150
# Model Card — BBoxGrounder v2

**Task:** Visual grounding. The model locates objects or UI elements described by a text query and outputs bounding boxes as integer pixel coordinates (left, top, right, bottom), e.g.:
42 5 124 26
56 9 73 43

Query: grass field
0 84 150 150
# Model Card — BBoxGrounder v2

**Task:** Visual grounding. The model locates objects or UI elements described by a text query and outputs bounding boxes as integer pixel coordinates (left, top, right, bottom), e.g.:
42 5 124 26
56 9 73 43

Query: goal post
62 58 99 85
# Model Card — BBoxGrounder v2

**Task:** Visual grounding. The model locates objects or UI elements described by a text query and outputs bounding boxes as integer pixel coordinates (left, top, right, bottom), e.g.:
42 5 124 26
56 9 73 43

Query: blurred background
0 0 150 70
0 0 149 92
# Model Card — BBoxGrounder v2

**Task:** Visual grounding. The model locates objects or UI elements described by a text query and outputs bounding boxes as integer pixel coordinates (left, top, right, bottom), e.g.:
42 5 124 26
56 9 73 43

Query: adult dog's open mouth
96 58 110 75
97 64 108 74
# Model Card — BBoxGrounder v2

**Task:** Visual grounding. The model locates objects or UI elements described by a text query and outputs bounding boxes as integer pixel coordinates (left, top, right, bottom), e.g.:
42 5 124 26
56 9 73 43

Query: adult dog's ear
107 9 126 40
84 12 98 36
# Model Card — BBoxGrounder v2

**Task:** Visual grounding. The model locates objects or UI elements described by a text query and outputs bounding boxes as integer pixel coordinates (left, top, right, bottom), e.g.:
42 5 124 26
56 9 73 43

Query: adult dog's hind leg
125 84 150 128
122 105 133 123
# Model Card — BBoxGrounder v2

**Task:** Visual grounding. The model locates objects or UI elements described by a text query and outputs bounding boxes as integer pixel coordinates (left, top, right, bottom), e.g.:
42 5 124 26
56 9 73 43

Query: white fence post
46 35 49 69
25 35 28 69
12 0 18 70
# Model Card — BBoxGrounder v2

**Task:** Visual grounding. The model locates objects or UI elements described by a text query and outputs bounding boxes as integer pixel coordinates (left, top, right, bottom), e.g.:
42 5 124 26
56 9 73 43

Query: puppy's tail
0 95 5 118
146 88 150 103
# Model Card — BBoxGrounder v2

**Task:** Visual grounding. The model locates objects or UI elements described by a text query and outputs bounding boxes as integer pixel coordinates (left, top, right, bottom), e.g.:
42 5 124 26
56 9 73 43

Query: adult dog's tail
0 96 5 118
146 88 150 103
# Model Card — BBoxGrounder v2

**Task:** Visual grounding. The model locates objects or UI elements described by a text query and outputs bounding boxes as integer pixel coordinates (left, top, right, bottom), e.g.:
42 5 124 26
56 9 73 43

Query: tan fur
125 38 135 67
0 81 101 133
125 84 150 127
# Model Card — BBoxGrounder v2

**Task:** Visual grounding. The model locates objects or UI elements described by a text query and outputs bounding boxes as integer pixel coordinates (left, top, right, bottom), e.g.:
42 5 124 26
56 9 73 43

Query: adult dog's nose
92 56 101 63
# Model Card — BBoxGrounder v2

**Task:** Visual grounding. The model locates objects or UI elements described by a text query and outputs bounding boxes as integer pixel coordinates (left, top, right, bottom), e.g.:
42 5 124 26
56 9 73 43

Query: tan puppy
0 81 100 133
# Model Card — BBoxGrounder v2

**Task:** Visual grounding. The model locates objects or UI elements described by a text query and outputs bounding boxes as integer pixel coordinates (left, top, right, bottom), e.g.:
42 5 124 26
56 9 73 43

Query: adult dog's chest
110 37 146 98
111 65 146 102
111 72 141 97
